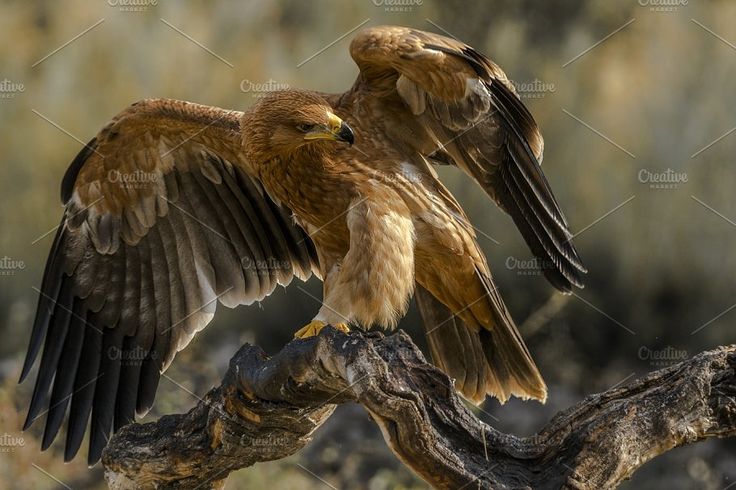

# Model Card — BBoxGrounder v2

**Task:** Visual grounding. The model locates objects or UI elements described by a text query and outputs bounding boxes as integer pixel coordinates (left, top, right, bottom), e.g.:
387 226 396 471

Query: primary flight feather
21 25 586 465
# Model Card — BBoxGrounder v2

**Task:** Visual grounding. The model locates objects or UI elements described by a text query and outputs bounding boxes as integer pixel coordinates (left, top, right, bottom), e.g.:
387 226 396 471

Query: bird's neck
258 146 355 229
264 145 341 186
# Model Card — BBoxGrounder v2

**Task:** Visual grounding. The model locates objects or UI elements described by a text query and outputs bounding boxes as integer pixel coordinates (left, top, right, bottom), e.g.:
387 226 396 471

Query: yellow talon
294 320 325 338
294 320 350 338
331 322 350 334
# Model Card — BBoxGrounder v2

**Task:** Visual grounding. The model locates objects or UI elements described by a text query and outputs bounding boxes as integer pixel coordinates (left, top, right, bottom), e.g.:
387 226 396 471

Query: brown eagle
21 25 585 464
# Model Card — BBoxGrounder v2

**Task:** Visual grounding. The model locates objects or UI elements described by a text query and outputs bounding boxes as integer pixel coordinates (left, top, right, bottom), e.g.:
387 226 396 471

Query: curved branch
102 328 736 489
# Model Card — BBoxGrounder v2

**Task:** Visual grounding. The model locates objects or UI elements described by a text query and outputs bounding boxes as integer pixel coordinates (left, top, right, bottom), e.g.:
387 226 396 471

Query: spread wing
20 99 318 464
349 26 586 292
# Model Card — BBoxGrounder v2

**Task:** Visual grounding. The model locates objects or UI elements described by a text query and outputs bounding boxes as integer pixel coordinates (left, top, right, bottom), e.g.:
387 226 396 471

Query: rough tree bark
102 328 736 489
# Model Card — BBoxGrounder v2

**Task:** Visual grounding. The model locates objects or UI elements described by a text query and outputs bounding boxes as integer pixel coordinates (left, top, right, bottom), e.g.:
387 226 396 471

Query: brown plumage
21 25 585 465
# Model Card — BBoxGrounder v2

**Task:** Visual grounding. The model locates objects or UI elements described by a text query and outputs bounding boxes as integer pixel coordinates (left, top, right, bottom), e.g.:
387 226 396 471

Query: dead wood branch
102 328 736 489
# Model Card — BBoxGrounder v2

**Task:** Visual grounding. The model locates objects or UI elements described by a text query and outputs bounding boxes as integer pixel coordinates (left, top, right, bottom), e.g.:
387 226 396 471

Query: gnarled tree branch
102 328 736 489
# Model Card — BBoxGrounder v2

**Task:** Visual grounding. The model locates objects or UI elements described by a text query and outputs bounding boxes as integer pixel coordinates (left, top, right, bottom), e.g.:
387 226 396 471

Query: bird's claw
294 320 350 338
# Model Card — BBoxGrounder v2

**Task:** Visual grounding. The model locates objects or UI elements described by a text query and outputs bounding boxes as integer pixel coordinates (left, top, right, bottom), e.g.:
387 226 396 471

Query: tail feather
416 284 491 402
415 277 547 404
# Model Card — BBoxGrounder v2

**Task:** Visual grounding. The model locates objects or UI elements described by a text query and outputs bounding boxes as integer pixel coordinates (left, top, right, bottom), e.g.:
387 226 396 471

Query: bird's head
241 89 354 165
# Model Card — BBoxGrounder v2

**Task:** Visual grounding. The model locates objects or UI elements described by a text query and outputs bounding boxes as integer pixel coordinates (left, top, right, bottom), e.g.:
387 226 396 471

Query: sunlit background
1 1 735 488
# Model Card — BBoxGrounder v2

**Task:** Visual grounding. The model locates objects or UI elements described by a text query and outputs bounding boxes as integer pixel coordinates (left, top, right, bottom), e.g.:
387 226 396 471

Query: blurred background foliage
0 0 735 488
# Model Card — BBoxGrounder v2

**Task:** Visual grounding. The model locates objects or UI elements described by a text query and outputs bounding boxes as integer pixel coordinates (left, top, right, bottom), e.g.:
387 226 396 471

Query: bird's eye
296 123 315 133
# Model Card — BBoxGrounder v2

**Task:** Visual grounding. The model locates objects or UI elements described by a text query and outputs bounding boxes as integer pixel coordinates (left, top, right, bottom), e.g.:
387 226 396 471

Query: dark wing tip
488 79 587 291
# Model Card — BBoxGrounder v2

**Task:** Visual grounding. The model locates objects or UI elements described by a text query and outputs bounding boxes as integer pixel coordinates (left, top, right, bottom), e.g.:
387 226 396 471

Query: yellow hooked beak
303 112 355 145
